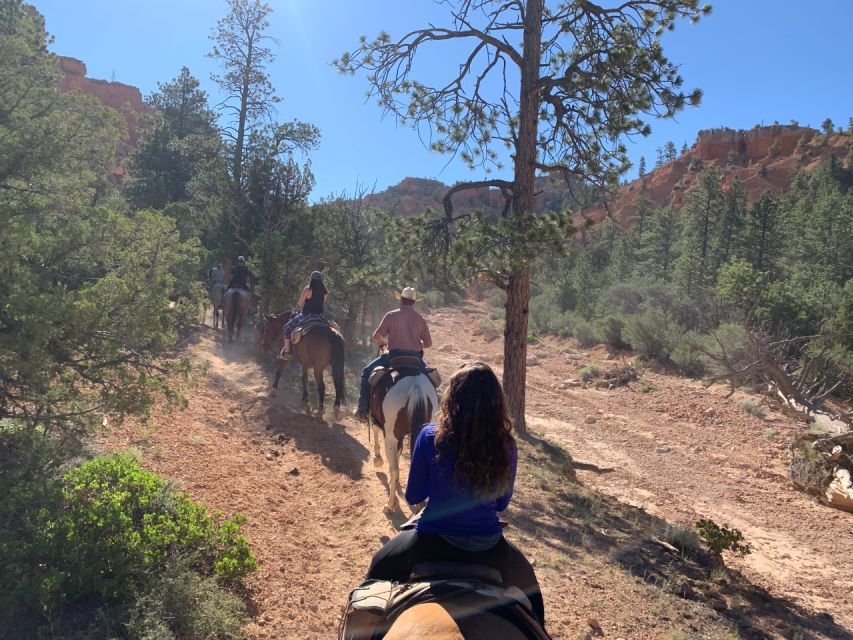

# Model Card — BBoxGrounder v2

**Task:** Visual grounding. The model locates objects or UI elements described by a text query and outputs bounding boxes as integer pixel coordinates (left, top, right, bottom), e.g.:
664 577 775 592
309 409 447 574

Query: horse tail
330 328 346 404
228 289 242 330
408 377 432 455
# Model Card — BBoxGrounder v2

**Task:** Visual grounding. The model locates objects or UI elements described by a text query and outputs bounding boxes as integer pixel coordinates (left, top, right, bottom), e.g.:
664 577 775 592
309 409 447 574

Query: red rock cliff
57 56 152 164
580 125 850 228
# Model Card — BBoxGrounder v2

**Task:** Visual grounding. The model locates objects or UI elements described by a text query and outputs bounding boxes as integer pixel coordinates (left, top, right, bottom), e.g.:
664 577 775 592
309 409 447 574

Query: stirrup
277 349 291 362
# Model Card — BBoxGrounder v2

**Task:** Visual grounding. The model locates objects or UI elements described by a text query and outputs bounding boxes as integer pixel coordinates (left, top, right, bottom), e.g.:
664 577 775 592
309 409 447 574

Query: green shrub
1 449 257 636
671 331 707 376
625 309 678 361
599 316 626 349
573 320 597 347
56 454 257 605
578 365 600 382
695 519 752 556
740 399 766 419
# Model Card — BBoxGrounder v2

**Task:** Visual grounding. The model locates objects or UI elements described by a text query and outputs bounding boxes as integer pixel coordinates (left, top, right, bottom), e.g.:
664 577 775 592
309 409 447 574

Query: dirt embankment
104 303 852 639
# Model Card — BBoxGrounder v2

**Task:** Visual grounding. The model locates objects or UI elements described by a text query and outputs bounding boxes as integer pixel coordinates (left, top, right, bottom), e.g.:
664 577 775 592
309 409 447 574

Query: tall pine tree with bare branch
336 0 710 431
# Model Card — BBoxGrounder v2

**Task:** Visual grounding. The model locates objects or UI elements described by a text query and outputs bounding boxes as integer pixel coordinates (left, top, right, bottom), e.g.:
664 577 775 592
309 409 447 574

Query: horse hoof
334 407 342 421
269 388 278 398
384 504 396 514
373 456 383 468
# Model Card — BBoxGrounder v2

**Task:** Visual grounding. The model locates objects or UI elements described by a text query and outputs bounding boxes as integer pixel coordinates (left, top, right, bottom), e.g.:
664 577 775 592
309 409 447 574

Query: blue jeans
358 349 424 412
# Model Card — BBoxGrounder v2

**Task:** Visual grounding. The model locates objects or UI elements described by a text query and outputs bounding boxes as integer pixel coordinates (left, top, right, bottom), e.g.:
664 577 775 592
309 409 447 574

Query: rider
366 363 545 627
279 271 328 358
226 256 253 293
208 263 226 286
354 286 431 422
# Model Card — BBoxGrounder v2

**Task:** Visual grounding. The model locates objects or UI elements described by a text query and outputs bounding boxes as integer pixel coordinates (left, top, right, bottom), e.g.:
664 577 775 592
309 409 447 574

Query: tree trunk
503 0 543 434
504 267 531 432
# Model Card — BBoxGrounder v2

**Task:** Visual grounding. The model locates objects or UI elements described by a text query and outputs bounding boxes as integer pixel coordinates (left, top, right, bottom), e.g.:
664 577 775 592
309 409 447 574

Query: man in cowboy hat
354 286 432 422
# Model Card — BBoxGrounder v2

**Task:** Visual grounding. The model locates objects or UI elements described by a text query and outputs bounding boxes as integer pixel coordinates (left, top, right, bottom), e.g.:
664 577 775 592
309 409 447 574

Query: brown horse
384 602 530 639
258 312 346 419
223 288 251 342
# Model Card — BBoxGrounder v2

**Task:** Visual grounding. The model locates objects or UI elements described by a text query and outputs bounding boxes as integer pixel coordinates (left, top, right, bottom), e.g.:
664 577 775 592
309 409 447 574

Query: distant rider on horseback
354 286 432 422
279 271 328 359
208 263 226 286
226 256 253 293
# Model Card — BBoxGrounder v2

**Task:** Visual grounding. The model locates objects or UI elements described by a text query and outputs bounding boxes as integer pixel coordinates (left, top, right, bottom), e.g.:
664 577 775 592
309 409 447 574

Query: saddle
291 317 342 345
368 356 441 390
339 563 550 640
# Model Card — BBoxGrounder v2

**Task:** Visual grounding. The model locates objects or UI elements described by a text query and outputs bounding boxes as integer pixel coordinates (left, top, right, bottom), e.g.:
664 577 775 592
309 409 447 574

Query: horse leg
269 359 285 397
372 424 384 467
301 366 310 414
315 368 325 418
383 429 400 513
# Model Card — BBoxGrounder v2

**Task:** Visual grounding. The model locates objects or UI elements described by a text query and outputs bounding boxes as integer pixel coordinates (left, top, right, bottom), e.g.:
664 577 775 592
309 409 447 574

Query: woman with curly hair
367 363 544 626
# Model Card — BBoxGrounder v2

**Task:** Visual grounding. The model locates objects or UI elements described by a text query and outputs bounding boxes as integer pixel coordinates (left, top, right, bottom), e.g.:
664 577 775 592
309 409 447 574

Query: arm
297 287 310 309
420 321 433 349
405 429 432 505
494 441 517 512
372 314 389 347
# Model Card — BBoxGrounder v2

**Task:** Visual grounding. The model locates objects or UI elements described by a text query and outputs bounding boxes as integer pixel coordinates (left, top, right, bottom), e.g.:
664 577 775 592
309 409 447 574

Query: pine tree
638 155 647 177
128 67 221 214
640 206 681 281
664 140 677 162
336 0 708 430
713 176 746 271
674 166 724 294
744 193 783 277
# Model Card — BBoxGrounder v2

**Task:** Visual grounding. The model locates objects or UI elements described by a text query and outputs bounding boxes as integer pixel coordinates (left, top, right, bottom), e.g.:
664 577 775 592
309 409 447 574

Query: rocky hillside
57 56 152 175
366 125 850 224
365 175 586 218
581 124 851 226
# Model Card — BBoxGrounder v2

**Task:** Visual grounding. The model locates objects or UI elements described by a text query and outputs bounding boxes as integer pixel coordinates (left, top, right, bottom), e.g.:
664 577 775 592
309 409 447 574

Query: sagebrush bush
573 320 597 347
695 519 751 556
625 309 678 361
740 399 766 418
578 365 600 382
599 316 626 349
661 524 701 559
671 331 707 376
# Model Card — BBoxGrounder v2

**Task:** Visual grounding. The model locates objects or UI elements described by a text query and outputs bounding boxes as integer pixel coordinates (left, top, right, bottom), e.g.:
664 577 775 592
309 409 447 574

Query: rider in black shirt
227 256 253 291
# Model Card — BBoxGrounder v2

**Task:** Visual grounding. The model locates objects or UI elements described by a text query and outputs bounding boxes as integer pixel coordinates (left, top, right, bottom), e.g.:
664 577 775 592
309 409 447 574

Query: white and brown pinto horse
370 370 438 513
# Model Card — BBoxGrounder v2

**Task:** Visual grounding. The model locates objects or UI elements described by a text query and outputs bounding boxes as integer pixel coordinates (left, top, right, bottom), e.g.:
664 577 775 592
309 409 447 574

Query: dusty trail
103 303 852 639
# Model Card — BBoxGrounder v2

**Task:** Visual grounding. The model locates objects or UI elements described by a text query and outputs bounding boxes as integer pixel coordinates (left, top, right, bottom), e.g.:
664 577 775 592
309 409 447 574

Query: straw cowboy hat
395 286 420 302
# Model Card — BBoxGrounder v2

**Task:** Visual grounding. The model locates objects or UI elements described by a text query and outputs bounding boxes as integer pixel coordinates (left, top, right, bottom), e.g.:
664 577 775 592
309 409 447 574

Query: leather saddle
291 317 342 344
339 563 550 640
368 356 441 389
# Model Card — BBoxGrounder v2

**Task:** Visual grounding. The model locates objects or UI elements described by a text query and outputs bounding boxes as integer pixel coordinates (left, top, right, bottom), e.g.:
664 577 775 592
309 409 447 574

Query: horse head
257 310 293 355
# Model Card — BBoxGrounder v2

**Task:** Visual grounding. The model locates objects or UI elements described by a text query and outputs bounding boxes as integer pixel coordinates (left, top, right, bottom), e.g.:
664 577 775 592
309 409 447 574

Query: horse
370 368 438 513
384 602 531 639
258 312 346 420
223 288 251 342
208 282 228 329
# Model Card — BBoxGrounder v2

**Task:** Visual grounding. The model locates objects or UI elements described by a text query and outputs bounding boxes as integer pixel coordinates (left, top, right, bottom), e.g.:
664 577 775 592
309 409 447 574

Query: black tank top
303 279 326 314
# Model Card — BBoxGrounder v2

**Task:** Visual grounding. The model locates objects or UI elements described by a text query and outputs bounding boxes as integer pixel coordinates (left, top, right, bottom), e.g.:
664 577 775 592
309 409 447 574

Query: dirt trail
103 304 852 639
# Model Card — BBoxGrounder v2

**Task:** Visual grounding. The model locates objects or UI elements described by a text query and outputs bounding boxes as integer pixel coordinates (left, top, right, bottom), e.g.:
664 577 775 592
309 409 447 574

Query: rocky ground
102 301 852 639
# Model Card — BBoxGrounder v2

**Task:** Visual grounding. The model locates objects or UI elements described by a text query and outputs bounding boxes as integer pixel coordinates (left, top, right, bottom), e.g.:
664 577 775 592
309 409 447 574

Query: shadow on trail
513 432 851 640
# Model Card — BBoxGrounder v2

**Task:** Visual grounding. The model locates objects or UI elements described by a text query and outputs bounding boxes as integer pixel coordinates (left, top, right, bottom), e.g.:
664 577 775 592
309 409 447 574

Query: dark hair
310 270 322 281
434 363 514 499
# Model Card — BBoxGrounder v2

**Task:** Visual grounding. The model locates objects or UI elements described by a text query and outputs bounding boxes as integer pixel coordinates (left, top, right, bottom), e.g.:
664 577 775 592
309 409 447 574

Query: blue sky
35 1 853 200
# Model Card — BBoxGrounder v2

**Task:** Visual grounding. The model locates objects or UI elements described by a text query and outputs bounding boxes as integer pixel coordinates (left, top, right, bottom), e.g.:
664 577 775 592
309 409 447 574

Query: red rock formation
57 55 152 162
579 125 851 228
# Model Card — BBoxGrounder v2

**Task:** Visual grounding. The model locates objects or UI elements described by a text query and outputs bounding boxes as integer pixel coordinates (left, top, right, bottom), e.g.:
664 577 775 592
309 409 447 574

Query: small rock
265 453 274 461
288 467 300 476
526 355 540 366
439 344 456 352
563 378 581 387
585 415 597 424
657 446 671 454
460 353 473 360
